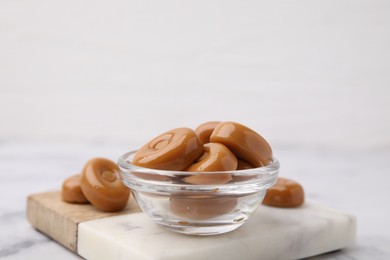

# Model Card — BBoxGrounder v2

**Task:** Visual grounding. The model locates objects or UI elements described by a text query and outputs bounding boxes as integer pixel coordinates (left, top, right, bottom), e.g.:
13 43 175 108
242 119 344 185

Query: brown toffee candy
170 194 238 220
183 143 237 185
80 158 130 212
61 174 89 204
236 159 254 170
195 121 221 144
133 128 203 171
210 121 273 167
262 177 304 208
233 159 256 182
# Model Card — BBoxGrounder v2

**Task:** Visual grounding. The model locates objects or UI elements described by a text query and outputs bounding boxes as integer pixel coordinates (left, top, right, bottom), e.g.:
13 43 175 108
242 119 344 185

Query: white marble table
0 141 389 259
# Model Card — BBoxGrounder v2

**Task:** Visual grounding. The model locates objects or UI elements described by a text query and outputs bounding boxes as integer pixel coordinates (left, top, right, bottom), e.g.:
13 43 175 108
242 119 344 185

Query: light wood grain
26 191 140 252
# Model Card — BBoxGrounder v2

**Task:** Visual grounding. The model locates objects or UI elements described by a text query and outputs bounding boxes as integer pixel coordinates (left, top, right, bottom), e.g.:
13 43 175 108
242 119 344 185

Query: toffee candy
195 121 220 144
127 156 171 182
234 160 255 182
210 121 272 167
170 194 238 220
81 158 130 212
236 159 254 170
131 171 171 182
61 174 89 204
262 177 304 207
133 128 203 171
183 143 236 185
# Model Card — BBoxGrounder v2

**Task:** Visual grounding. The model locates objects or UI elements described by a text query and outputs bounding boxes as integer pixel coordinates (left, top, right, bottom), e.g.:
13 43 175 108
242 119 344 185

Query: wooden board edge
27 192 78 252
26 191 141 253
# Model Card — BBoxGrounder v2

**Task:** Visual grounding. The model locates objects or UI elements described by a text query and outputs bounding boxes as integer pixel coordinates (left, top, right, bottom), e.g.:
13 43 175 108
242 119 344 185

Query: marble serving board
27 191 356 260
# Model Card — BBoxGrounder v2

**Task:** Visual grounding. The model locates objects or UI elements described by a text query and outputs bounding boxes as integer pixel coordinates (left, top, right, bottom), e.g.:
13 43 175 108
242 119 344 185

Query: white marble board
78 203 356 260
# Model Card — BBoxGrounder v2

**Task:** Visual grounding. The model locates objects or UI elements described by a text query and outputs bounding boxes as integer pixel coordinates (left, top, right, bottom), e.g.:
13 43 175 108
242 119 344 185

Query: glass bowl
118 151 280 236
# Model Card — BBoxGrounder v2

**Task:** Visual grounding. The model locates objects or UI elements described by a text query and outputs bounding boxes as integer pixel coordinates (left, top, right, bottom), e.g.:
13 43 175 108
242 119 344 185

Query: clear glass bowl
118 151 280 236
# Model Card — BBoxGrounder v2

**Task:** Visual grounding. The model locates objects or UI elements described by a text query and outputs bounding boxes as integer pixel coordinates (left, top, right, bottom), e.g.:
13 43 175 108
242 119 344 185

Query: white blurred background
1 0 389 150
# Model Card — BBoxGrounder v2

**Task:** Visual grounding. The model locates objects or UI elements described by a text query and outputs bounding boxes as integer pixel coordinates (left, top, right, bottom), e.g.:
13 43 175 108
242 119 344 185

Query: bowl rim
118 150 280 177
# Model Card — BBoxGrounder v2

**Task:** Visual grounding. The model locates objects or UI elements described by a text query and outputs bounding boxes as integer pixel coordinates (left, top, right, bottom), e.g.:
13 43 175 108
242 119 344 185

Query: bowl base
156 220 245 236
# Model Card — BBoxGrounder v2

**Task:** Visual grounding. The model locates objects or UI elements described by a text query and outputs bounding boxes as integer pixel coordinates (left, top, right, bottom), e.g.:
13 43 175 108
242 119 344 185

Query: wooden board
26 191 141 252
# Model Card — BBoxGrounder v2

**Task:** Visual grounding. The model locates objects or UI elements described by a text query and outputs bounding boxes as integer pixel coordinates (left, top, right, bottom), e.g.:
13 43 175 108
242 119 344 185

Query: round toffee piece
61 174 89 204
133 127 203 171
262 177 305 208
210 121 273 167
80 158 130 212
183 143 237 185
170 194 238 220
195 121 221 144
